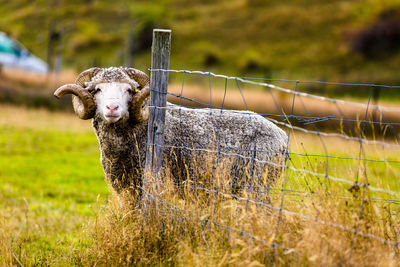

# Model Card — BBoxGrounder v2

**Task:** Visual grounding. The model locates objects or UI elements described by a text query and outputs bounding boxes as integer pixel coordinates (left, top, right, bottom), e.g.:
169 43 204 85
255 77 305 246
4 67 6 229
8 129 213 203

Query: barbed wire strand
148 103 400 150
152 142 400 197
143 190 301 258
149 138 400 164
173 183 400 205
150 68 400 112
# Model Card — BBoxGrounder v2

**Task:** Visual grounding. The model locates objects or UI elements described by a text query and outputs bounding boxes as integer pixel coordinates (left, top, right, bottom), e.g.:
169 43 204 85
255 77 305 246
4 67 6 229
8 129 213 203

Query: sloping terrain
1 0 400 83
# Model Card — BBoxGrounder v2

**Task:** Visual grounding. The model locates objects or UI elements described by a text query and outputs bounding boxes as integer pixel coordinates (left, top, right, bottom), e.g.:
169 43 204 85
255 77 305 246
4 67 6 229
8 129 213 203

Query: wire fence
144 67 400 259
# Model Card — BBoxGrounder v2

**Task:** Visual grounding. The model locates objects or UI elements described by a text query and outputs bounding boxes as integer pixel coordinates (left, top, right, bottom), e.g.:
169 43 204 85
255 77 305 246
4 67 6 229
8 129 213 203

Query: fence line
144 34 400 261
149 139 400 164
236 76 400 89
148 101 400 149
143 190 302 258
151 143 400 195
173 183 400 205
152 72 400 189
165 92 400 126
171 184 399 246
149 68 400 112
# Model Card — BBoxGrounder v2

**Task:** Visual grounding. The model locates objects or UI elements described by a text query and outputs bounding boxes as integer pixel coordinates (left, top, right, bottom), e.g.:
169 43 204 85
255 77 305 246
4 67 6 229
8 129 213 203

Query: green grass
287 133 400 200
0 115 108 265
0 126 107 208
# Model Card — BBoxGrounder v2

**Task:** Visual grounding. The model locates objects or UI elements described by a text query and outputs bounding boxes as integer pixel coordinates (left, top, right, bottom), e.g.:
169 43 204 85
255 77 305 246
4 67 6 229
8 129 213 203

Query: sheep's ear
123 68 150 89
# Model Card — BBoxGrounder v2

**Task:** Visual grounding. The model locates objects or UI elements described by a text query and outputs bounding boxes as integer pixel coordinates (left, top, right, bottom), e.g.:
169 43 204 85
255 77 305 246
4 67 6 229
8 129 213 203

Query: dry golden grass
79 135 400 266
82 165 400 266
0 214 13 266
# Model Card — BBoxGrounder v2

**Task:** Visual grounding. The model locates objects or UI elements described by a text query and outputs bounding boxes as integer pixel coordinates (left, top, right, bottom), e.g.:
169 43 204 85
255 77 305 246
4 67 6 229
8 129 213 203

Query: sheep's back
163 104 287 185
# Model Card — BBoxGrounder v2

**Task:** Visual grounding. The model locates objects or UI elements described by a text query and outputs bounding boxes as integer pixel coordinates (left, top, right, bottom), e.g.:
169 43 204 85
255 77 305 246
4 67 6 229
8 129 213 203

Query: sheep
54 67 288 194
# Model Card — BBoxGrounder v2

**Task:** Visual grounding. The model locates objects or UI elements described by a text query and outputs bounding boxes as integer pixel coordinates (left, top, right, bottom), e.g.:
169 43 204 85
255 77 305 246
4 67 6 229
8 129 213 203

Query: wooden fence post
143 29 171 200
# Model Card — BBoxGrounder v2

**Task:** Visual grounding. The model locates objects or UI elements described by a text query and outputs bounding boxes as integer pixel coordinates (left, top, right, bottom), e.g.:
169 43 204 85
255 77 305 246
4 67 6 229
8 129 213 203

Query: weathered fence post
143 29 171 203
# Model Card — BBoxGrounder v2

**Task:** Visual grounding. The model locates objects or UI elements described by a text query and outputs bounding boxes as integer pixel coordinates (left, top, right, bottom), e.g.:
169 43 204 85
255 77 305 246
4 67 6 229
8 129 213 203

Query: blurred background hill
1 0 400 84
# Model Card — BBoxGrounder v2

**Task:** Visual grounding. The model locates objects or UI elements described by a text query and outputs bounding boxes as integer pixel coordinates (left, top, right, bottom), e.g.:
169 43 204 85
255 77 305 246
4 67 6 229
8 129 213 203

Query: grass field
1 104 400 266
0 106 107 265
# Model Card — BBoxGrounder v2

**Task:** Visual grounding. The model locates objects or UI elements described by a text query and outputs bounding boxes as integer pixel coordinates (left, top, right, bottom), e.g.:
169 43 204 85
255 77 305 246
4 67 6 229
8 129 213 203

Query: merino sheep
54 67 287 194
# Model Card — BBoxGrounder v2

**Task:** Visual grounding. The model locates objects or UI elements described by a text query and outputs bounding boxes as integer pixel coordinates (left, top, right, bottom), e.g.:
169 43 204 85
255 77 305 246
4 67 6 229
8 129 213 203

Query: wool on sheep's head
54 67 150 124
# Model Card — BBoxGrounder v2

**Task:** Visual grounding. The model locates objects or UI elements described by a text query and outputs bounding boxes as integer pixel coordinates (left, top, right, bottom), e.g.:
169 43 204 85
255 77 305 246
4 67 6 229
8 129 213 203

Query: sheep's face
93 82 138 123
54 67 150 122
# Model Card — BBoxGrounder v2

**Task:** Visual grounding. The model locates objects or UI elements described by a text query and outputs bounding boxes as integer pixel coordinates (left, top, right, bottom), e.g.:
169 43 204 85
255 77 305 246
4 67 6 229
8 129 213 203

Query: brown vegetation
81 166 400 266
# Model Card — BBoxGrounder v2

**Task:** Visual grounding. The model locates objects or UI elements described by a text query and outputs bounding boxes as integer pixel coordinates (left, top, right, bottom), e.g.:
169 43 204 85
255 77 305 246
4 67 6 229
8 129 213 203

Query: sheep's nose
106 104 119 111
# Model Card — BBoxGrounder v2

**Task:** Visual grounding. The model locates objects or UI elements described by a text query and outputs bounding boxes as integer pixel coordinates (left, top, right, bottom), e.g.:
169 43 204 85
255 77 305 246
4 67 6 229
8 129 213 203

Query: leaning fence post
143 29 171 203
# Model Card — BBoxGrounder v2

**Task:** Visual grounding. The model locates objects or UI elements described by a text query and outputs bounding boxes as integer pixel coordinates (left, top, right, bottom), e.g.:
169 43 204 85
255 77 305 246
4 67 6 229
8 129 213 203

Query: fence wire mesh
144 68 400 259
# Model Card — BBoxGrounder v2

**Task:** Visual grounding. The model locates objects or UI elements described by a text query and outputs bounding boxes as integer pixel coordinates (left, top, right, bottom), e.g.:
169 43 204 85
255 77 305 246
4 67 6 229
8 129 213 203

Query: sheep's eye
127 87 138 94
93 87 101 94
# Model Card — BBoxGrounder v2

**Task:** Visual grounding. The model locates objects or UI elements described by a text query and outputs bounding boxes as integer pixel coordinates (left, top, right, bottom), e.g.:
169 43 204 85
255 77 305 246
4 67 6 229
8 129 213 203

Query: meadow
0 105 106 265
1 103 400 266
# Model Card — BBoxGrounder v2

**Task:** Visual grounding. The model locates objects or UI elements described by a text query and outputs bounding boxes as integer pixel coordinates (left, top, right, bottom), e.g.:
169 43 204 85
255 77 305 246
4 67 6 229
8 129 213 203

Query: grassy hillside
1 0 400 83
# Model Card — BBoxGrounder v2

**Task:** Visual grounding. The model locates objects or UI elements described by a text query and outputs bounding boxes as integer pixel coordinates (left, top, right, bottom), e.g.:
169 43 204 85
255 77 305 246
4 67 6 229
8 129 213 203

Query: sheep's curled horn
123 68 151 123
53 67 150 121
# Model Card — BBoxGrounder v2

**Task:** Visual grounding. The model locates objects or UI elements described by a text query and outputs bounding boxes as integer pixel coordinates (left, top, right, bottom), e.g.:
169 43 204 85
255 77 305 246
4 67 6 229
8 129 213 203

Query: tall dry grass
81 154 400 266
0 214 13 266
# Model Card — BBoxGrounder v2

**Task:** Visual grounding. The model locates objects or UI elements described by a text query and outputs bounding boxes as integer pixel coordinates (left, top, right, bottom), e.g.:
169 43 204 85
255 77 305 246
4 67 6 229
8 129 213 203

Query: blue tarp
0 32 48 73
0 34 19 55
